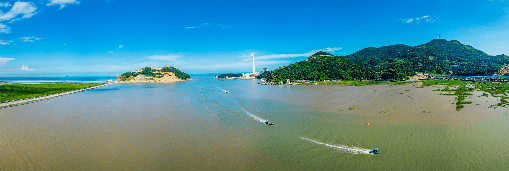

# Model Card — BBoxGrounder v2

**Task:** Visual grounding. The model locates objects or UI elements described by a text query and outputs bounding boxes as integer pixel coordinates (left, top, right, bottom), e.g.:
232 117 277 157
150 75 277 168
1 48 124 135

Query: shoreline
0 83 114 109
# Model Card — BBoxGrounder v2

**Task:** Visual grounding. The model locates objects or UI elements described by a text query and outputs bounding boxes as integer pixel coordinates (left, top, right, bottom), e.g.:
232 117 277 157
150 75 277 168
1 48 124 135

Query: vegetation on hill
347 39 509 76
0 83 105 103
118 66 190 81
259 51 369 83
258 39 509 82
216 73 243 78
161 66 191 80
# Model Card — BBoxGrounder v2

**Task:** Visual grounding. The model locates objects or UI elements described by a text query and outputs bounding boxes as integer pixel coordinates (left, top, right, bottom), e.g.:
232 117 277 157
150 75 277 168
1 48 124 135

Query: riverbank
0 83 113 108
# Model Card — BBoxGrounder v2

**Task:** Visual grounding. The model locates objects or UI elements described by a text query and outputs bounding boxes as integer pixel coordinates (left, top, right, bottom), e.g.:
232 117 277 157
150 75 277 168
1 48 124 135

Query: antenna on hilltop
439 34 441 39
251 53 255 74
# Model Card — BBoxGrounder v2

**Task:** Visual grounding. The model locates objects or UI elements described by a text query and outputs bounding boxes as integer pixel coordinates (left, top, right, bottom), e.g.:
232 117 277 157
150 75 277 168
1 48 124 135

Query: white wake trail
242 108 266 123
300 137 373 155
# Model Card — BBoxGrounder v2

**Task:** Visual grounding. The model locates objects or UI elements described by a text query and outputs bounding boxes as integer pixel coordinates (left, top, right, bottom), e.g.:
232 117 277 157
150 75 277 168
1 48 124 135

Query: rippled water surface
1 76 508 170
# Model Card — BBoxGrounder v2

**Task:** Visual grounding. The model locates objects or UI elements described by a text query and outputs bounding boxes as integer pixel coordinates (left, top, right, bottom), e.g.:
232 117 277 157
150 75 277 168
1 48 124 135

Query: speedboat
224 91 229 93
264 120 275 126
369 148 379 155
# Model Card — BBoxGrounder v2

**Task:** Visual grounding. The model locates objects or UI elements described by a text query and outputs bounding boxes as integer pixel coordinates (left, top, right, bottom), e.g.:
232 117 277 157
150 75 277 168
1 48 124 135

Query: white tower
251 53 255 73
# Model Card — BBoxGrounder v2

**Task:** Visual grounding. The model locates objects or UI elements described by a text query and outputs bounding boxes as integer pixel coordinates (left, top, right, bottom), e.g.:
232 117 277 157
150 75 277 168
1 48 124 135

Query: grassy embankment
302 80 416 86
419 80 509 111
0 83 105 103
303 80 391 86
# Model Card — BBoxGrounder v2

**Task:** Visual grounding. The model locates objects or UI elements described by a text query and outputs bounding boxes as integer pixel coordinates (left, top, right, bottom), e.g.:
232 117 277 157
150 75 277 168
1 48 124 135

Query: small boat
369 148 379 155
264 120 275 126
224 91 229 93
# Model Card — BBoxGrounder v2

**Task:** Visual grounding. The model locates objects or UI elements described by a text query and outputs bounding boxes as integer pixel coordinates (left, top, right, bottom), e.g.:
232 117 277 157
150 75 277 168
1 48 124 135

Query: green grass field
0 83 105 103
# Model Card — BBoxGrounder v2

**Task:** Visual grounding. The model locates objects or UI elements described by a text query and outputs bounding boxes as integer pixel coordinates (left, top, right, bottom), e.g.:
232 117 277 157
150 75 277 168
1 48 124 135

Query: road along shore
0 83 114 109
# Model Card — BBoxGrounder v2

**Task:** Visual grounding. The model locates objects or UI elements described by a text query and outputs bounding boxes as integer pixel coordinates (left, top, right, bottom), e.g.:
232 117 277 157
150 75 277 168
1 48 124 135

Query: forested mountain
259 39 509 82
258 51 369 82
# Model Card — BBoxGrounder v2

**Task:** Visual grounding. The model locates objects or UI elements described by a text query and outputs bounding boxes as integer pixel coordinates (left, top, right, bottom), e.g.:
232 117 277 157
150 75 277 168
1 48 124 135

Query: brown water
1 77 508 170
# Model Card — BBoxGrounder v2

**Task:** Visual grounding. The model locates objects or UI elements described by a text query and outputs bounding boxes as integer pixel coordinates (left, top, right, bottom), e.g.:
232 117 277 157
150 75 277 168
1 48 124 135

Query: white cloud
21 65 35 71
108 45 124 53
47 0 80 10
148 54 184 65
0 57 14 64
185 23 210 29
0 39 13 45
245 47 342 60
148 54 181 61
184 60 290 70
182 47 341 70
402 15 438 23
0 23 10 33
19 36 42 42
0 1 37 22
0 2 12 8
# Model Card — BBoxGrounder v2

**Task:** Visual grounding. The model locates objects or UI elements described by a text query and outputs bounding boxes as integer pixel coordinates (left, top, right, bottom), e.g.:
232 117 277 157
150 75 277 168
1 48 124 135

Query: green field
0 83 105 103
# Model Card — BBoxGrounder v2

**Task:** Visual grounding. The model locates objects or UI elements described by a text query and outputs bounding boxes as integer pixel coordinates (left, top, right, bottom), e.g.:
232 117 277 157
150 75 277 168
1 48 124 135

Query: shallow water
1 76 508 170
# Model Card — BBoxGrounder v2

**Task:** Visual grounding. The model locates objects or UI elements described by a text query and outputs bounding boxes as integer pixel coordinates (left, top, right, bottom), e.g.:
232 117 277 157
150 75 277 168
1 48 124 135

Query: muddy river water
1 76 508 170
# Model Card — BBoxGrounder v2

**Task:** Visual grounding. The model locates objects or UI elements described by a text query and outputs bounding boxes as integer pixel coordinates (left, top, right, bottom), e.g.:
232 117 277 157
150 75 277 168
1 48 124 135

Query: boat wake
300 137 373 155
215 86 272 125
241 109 266 123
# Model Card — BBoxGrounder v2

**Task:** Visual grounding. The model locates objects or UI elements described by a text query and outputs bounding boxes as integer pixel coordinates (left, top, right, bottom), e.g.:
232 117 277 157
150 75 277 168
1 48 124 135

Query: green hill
259 39 509 82
117 66 190 82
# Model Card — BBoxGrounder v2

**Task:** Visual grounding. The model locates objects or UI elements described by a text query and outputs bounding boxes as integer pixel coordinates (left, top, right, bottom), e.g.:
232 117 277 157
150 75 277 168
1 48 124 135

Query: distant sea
0 76 114 82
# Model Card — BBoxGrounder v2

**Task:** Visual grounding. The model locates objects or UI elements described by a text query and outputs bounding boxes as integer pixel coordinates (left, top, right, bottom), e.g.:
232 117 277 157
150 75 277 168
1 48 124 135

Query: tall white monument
251 53 255 73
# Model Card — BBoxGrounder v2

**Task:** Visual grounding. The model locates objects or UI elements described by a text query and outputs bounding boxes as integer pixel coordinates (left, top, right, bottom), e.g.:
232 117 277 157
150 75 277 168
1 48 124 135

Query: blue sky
1 0 508 76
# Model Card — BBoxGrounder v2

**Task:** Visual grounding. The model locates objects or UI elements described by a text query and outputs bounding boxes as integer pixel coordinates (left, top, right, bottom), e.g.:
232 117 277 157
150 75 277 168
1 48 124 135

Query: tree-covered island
215 73 243 79
116 66 191 83
258 39 509 84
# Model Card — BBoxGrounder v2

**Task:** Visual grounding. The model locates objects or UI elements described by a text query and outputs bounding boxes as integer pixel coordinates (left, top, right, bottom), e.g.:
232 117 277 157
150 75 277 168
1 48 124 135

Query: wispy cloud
185 23 210 29
19 36 42 42
21 65 35 71
183 47 341 71
244 47 342 61
402 15 438 23
184 60 290 70
0 2 12 8
0 57 14 65
108 44 124 53
0 23 9 33
47 0 80 10
147 54 185 65
0 39 13 45
185 23 234 29
0 1 37 22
